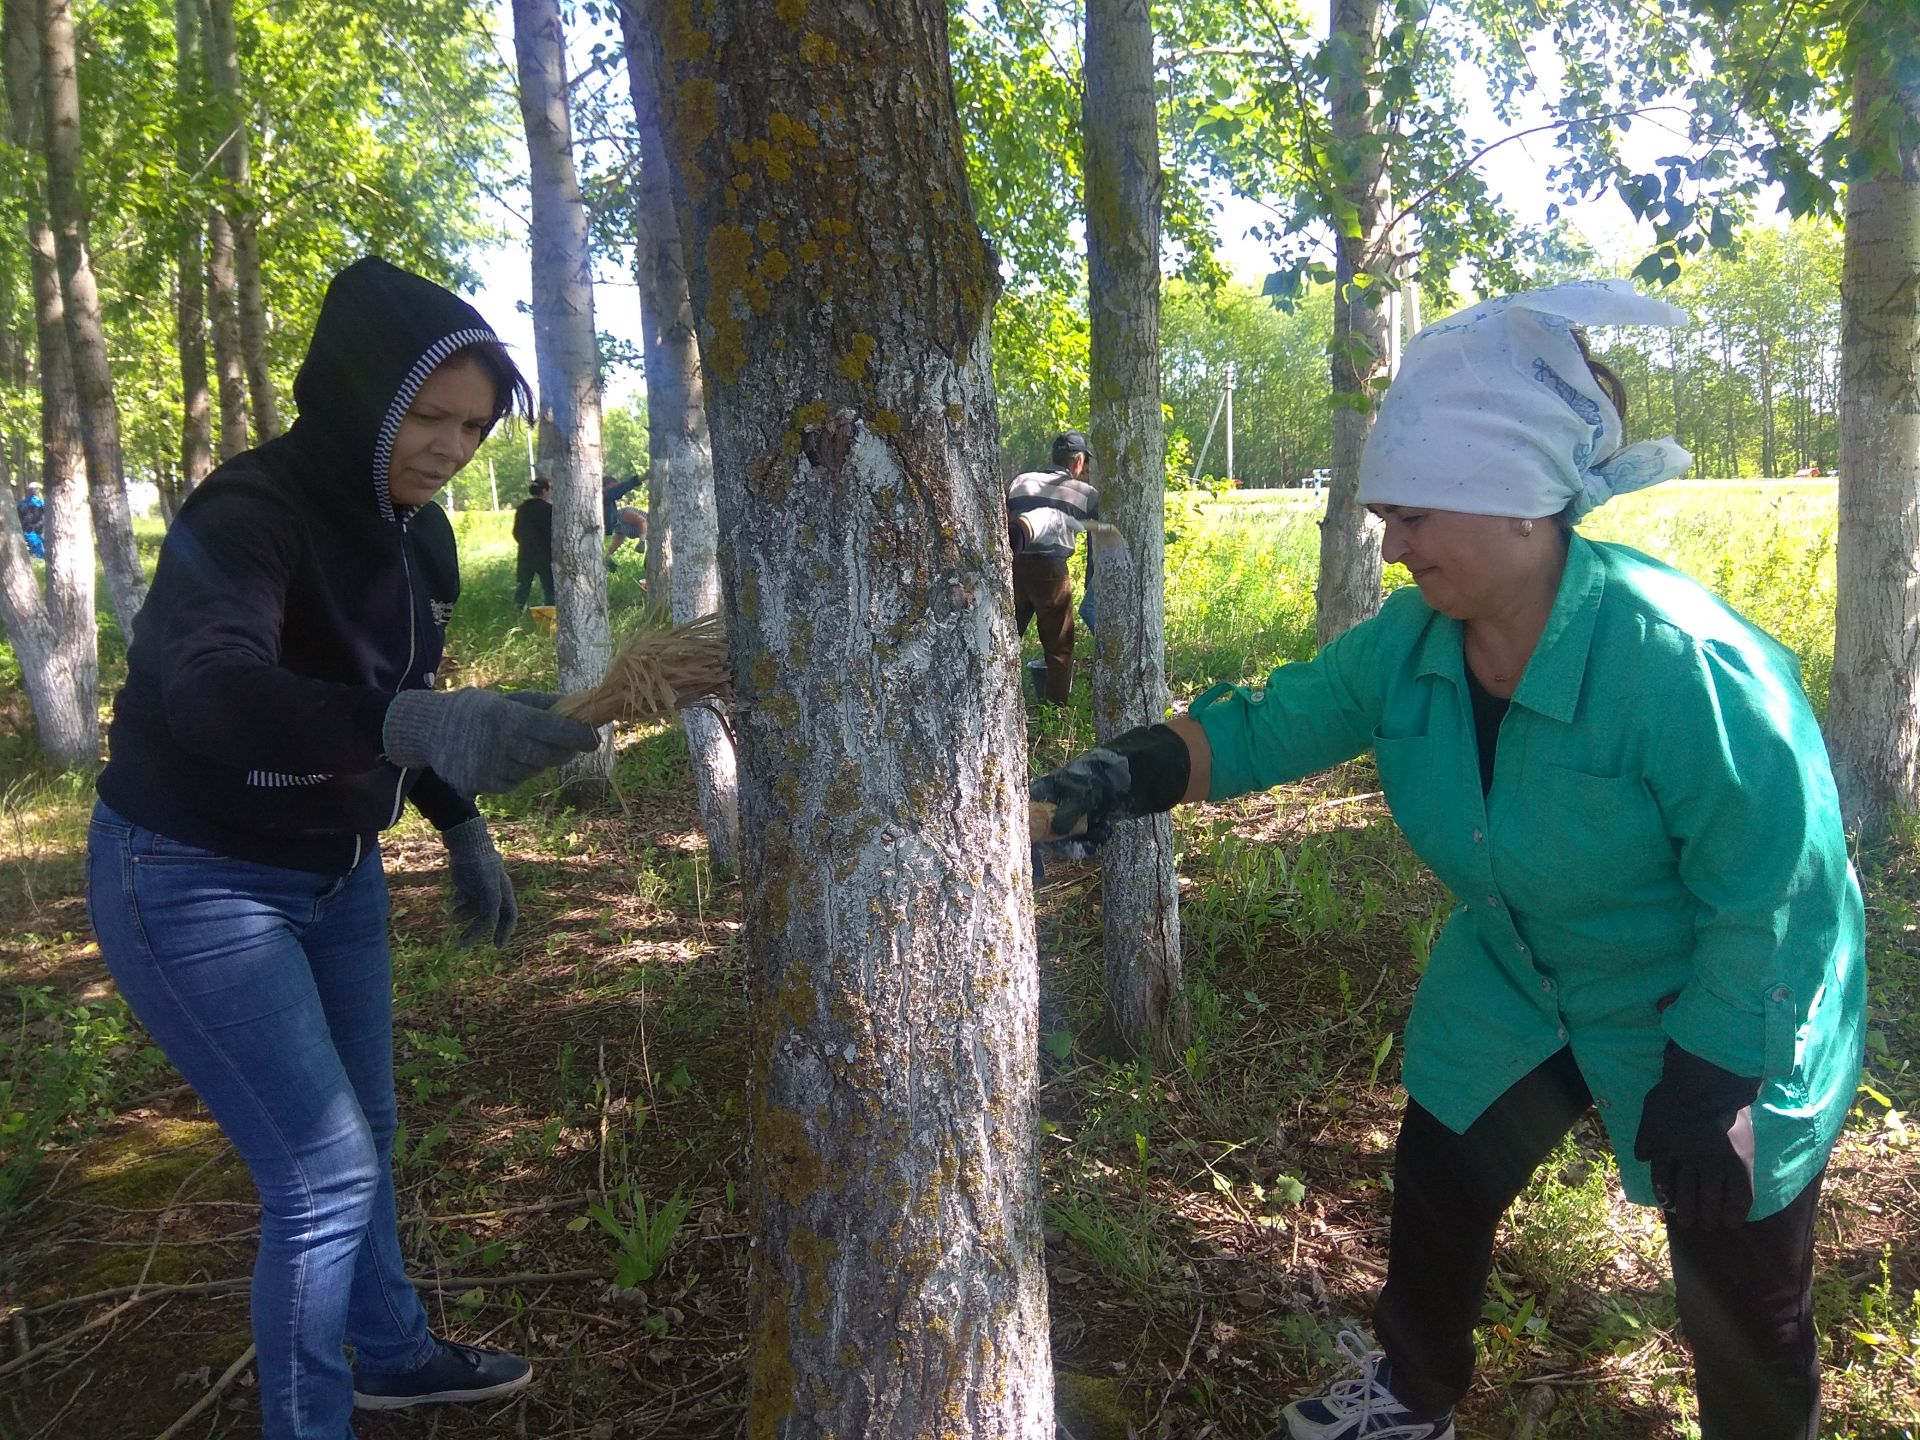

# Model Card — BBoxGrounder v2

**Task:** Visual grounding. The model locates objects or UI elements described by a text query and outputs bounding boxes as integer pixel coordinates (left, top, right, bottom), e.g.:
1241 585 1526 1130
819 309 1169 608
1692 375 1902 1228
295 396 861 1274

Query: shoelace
1321 1330 1395 1431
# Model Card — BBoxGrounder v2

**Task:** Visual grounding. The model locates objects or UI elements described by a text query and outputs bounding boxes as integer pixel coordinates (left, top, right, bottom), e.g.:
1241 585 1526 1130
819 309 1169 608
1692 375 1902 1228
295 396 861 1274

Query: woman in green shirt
1032 282 1863 1440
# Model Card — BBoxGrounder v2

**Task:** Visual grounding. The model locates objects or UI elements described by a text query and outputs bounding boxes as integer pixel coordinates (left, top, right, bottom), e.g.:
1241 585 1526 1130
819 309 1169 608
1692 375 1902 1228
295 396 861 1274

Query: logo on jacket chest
430 599 455 629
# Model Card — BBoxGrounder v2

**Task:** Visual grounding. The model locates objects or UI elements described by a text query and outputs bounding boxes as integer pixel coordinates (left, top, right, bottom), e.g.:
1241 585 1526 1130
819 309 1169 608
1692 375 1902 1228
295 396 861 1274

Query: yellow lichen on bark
837 332 877 381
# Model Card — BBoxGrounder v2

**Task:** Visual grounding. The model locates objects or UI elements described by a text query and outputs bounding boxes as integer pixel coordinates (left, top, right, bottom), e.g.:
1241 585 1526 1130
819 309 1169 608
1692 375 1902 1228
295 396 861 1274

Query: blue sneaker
1275 1331 1455 1439
352 1338 532 1411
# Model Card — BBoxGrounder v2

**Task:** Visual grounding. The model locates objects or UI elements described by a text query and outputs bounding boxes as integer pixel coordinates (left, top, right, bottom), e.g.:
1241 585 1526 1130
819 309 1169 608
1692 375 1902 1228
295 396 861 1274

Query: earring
1518 519 1535 537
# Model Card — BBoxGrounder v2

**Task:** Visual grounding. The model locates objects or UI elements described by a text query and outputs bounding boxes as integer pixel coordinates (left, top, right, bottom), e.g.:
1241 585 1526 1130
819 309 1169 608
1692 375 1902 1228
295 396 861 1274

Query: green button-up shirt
1193 535 1863 1217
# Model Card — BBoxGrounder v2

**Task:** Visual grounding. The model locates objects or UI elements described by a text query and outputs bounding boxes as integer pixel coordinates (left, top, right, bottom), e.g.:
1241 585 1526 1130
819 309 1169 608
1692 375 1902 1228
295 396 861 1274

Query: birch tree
618 2 739 869
0 0 93 764
1083 0 1183 1058
38 0 144 632
203 0 279 441
1827 4 1920 836
639 0 1051 1431
512 0 614 794
1314 0 1389 645
170 0 212 517
204 208 248 459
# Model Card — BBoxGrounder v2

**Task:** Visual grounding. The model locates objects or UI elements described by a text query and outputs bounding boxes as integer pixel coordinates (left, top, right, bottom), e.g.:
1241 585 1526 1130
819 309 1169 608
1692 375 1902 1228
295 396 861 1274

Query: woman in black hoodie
87 259 597 1437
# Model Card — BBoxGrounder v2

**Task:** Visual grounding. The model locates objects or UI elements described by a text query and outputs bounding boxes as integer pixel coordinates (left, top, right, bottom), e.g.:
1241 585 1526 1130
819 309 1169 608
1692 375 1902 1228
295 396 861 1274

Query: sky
467 7 1709 407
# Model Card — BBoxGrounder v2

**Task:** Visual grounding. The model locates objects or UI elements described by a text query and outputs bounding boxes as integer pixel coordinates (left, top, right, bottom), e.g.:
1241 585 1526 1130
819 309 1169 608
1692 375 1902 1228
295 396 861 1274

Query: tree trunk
620 2 739 869
39 0 145 633
203 0 278 440
1828 21 1920 841
205 208 248 458
512 0 614 796
643 0 1051 1432
173 0 212 514
1315 0 1388 646
1 0 97 764
1084 0 1184 1061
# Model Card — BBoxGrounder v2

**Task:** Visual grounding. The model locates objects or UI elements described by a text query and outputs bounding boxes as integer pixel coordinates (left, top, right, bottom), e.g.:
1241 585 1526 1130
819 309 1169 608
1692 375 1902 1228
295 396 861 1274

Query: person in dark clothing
1007 430 1099 705
86 257 599 1439
512 476 554 607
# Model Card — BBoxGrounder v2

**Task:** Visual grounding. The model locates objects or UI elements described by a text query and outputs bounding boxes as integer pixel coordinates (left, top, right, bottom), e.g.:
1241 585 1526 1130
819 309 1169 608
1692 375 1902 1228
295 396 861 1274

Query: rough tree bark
204 207 248 458
1 0 97 764
171 0 212 519
1828 9 1920 841
643 0 1051 1433
1315 0 1389 646
203 0 279 440
619 2 739 869
1083 0 1184 1061
512 0 614 794
39 0 145 633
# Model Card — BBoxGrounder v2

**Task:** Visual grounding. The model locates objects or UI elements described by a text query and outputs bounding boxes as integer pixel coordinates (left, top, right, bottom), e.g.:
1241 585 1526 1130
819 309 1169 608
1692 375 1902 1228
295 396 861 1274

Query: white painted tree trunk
1316 0 1388 647
1084 0 1184 1061
620 5 739 869
513 0 614 794
1828 24 1920 840
1 0 97 766
645 0 1052 1432
39 0 145 634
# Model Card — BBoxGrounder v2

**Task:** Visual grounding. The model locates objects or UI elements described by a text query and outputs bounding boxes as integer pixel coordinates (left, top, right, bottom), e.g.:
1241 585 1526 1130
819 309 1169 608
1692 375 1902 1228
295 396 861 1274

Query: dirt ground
3 755 1917 1439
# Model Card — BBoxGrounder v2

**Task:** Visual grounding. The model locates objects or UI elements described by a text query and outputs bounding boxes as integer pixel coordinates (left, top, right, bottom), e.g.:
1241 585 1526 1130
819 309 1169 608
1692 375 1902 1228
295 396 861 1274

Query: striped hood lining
372 326 501 522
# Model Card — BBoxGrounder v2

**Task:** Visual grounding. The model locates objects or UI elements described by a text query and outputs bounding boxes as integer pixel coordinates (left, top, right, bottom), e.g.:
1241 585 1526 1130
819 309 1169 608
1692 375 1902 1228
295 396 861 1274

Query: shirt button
1539 978 1553 993
1472 828 1484 844
1486 895 1502 909
1770 985 1791 1004
1556 1027 1569 1041
1597 1096 1611 1109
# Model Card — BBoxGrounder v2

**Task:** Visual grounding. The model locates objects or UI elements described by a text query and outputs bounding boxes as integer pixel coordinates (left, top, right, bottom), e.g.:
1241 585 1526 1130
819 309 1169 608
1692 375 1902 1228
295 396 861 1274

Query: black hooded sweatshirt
97 258 496 873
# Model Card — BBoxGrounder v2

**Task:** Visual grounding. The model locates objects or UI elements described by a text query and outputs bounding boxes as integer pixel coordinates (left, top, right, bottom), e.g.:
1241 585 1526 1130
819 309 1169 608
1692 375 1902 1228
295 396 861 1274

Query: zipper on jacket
389 518 419 828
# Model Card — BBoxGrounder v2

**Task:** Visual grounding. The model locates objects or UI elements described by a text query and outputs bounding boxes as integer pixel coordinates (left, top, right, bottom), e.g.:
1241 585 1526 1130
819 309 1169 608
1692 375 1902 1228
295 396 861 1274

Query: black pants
1375 1048 1821 1439
514 555 554 607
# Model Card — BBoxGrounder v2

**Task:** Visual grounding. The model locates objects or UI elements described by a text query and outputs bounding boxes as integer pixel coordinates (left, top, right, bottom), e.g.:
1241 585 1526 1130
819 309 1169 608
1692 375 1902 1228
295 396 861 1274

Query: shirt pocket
1373 727 1473 888
1501 763 1674 909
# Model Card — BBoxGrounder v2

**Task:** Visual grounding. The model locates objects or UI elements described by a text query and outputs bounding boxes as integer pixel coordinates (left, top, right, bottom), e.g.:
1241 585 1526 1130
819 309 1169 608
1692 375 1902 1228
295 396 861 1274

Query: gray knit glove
383 688 598 796
443 816 517 948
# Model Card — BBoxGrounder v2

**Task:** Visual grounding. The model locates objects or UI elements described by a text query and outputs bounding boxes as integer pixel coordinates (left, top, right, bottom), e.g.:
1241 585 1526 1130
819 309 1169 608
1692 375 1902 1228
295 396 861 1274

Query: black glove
1029 724 1190 861
443 816 517 947
1633 1041 1761 1231
383 687 598 796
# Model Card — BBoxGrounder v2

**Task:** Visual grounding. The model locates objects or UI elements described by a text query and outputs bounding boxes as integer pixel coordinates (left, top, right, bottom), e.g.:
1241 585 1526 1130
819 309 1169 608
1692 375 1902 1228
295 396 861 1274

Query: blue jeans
86 803 433 1439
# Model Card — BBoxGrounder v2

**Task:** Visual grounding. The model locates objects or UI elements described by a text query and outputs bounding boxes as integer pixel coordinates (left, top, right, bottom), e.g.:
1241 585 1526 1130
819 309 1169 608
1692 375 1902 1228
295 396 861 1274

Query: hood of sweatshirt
290 256 501 521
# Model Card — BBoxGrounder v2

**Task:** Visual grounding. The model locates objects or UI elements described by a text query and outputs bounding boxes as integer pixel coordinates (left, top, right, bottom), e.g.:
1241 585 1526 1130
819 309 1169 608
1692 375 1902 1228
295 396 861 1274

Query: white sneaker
1277 1330 1457 1440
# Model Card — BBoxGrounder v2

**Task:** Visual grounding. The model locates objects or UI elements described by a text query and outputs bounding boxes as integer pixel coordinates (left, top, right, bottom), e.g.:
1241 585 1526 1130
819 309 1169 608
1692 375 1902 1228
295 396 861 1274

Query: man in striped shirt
1007 430 1099 705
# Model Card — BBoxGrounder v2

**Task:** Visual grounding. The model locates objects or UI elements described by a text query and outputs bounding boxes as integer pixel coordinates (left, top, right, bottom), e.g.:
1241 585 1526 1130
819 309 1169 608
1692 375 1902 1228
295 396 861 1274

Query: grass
1 483 1915 1438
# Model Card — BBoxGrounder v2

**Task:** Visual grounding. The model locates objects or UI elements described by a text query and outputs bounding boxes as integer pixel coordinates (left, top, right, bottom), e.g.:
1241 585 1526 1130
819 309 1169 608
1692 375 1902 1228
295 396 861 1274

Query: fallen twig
151 1343 254 1440
23 1268 606 1319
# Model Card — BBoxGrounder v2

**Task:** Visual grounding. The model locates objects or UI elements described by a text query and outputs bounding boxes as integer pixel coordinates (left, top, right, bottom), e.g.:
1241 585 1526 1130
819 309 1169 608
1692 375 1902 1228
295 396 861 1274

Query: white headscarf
1357 280 1693 522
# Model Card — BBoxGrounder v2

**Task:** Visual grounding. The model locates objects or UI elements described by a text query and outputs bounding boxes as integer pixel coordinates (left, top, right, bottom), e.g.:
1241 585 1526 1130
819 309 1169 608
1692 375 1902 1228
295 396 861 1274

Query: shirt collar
1409 532 1607 724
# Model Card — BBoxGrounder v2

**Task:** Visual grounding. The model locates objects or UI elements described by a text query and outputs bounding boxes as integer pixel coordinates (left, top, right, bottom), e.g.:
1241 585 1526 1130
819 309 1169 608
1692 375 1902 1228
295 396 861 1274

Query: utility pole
1223 361 1236 484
